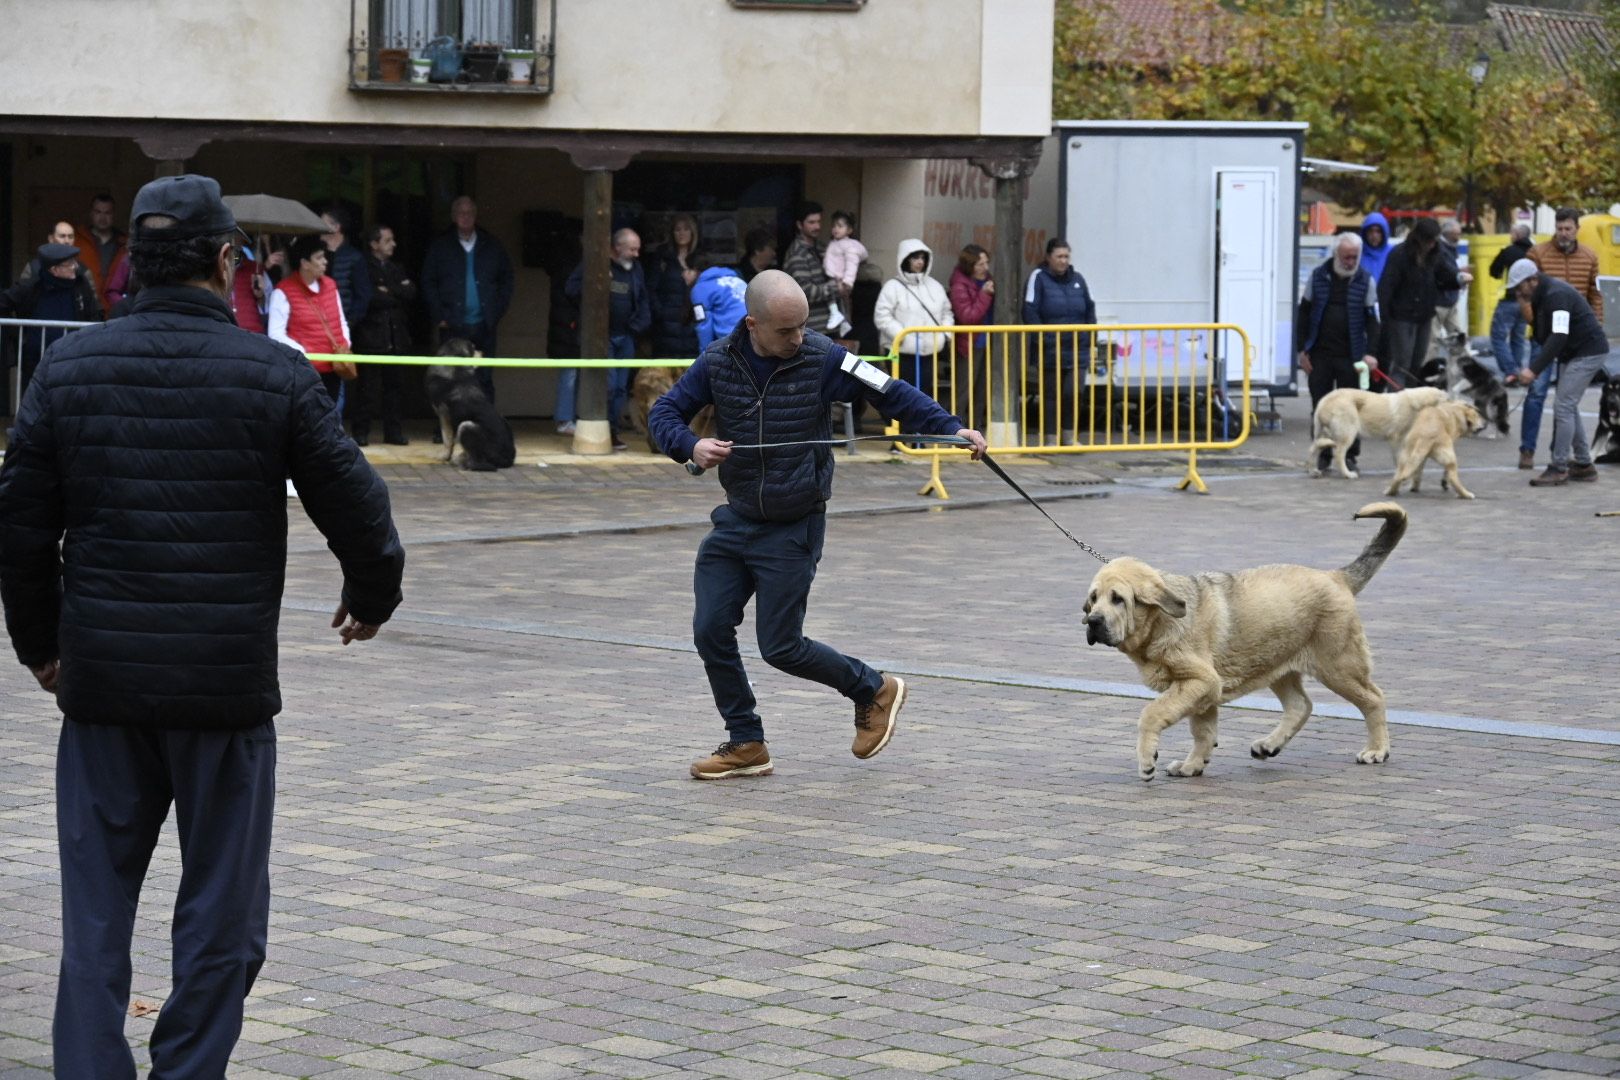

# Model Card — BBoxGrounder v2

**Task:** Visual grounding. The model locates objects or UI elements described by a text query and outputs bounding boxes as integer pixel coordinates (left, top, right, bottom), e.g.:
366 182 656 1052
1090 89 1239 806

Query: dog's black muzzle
1084 614 1109 646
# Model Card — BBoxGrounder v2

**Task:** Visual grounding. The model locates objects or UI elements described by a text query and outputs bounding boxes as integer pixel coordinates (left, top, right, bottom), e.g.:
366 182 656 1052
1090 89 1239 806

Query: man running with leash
649 269 986 779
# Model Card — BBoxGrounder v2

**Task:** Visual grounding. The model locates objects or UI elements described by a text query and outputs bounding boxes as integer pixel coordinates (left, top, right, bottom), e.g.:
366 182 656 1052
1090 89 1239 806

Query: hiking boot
690 741 772 780
1518 449 1535 470
1529 467 1569 487
1569 462 1599 482
853 675 906 759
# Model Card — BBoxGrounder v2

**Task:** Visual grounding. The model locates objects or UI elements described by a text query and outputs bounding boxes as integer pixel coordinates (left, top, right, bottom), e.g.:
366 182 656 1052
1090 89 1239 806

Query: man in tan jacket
1517 207 1605 469
1529 208 1603 320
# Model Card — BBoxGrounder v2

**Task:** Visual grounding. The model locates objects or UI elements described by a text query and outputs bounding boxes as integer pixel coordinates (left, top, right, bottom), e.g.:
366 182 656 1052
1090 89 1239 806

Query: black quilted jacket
0 286 404 729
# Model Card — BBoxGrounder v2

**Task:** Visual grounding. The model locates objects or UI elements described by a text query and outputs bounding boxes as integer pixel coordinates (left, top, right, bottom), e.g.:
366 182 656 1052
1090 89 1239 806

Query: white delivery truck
1056 120 1304 396
923 119 1307 402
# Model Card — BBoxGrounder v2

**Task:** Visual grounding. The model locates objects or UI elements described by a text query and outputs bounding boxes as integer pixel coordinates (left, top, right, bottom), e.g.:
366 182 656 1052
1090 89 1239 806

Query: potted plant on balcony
504 46 536 86
376 47 409 82
462 42 504 83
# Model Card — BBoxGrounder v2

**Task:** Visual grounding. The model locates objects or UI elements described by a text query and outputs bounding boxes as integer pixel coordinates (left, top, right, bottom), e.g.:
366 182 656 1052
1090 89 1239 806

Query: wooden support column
969 151 1041 446
134 135 209 178
569 150 632 456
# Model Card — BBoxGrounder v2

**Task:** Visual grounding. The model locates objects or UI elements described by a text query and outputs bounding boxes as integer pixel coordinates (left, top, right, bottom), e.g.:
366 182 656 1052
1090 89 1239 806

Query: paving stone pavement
2 389 1618 1078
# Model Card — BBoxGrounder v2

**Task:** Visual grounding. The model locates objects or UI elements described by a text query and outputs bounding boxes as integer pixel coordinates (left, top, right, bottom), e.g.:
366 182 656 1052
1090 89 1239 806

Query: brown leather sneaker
1529 467 1569 487
1518 450 1535 470
1569 463 1599 482
690 741 772 780
853 675 906 759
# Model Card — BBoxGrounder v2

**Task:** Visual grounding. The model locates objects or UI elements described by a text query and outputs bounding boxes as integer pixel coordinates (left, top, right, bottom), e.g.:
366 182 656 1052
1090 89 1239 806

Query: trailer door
1214 169 1277 387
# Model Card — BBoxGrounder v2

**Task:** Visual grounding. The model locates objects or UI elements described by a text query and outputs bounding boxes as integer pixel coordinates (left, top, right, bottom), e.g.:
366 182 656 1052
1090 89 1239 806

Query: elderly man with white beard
1297 232 1383 474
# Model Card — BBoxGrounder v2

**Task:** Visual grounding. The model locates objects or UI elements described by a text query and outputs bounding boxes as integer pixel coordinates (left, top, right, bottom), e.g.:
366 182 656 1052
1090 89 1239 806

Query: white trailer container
1057 120 1304 394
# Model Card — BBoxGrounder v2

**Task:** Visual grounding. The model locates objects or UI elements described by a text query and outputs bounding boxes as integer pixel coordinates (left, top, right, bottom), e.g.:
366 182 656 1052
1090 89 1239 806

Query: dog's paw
1138 761 1157 781
1166 759 1204 778
1346 470 1360 480
1250 739 1282 760
1355 748 1390 764
1458 490 1475 500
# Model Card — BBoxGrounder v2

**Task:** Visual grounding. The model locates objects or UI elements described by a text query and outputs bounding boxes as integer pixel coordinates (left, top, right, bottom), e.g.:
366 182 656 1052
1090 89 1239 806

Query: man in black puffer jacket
0 174 405 1078
649 270 986 781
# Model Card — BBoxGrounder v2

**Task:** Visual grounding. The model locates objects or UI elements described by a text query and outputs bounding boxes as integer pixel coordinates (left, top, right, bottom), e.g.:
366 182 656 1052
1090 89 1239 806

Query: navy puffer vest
706 328 836 523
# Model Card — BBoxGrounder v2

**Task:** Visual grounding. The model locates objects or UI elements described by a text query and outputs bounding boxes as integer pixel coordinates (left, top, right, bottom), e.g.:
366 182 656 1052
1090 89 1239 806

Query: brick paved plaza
3 393 1618 1078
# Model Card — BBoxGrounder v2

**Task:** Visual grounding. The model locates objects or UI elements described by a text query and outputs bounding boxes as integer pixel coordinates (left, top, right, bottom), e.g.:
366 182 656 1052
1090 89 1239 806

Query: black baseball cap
130 174 243 242
37 242 81 268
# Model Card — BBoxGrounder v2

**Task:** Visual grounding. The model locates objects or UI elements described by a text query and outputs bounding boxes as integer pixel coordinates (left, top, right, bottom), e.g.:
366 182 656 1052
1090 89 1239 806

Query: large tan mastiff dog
1309 387 1446 479
1083 503 1407 781
1385 401 1485 499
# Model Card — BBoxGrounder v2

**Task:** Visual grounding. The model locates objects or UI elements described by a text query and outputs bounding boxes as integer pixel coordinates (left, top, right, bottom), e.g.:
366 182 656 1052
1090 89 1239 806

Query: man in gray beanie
1507 258 1609 486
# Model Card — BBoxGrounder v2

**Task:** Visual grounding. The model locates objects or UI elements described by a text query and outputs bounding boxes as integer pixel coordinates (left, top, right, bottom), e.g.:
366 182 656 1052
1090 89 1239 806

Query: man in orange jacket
73 192 129 313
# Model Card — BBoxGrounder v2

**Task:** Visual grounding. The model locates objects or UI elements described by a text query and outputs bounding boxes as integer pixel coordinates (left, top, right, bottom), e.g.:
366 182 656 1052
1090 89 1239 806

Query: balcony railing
348 0 555 94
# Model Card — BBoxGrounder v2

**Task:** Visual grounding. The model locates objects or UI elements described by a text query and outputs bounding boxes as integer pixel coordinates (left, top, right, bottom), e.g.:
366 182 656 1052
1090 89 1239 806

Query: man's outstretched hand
332 603 381 646
956 428 988 460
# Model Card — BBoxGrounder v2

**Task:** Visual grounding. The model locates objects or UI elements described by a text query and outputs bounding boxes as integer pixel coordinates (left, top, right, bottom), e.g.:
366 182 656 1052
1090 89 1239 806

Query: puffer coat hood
875 239 953 355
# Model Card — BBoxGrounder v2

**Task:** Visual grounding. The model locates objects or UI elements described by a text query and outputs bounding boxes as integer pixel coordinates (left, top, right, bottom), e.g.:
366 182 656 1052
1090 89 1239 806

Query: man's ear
1140 573 1187 618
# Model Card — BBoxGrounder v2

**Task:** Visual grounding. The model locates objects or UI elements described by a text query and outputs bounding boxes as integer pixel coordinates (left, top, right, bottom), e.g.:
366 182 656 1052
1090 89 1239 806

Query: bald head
611 228 641 264
745 269 810 359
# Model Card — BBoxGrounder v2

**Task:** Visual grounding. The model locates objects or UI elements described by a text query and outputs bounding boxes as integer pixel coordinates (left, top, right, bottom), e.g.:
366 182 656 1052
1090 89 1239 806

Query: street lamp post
1464 50 1491 233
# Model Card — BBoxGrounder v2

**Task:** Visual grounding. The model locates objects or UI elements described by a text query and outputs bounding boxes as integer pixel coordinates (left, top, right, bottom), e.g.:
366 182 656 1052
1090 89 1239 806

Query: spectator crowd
4 191 1613 477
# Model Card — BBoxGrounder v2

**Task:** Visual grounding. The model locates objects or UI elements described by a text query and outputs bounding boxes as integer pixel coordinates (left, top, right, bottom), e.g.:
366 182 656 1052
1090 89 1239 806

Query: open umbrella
221 194 329 235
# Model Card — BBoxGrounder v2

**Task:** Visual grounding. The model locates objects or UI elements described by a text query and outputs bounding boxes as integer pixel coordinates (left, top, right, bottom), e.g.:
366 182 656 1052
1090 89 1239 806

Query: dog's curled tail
1339 501 1407 595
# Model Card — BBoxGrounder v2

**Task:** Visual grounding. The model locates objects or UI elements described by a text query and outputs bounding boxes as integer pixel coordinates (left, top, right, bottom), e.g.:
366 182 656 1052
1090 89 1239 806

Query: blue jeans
557 335 633 431
693 505 883 744
608 333 633 435
54 720 276 1080
1520 364 1554 455
1489 299 1527 377
555 368 578 424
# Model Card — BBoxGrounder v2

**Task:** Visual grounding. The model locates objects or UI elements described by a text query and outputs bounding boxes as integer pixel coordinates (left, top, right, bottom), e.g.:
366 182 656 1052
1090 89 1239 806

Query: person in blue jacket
1358 211 1393 284
691 260 749 349
648 270 986 782
1022 238 1096 445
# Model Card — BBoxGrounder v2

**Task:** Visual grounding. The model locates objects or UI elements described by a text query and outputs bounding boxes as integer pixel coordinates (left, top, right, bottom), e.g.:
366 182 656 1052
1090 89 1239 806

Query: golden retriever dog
1385 401 1485 499
1309 386 1447 479
1083 502 1407 781
630 367 714 451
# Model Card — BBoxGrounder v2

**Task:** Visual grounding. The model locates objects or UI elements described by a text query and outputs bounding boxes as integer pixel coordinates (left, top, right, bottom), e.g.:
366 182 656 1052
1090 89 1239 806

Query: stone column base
987 421 1021 449
571 419 613 456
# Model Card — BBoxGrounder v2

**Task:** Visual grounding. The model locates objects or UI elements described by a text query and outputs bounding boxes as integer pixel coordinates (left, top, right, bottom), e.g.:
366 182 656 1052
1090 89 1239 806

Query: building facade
1 0 1053 416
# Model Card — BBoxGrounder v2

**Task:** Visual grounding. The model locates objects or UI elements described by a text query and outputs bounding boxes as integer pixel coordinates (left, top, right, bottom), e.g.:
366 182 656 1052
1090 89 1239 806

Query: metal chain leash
685 434 1111 563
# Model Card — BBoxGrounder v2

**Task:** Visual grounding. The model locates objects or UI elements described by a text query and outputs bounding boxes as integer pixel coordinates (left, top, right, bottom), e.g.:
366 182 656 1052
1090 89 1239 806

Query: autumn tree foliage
1055 0 1620 219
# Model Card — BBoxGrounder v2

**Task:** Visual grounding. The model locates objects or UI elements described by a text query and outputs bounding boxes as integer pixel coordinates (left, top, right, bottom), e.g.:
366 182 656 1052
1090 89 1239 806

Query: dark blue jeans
1520 363 1554 455
1489 298 1527 377
608 333 634 435
693 505 883 744
54 720 276 1080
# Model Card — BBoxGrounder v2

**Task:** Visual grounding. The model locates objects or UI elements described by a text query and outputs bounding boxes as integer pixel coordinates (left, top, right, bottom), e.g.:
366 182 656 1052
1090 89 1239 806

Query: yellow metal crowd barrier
886 323 1254 497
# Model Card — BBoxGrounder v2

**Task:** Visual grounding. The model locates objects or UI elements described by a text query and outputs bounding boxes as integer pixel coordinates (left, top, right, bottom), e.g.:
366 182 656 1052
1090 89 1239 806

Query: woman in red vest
269 234 352 404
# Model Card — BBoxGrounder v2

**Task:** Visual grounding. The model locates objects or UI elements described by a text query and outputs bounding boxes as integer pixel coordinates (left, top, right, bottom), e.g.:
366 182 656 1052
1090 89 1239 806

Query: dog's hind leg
1251 671 1312 761
1316 639 1390 764
1167 706 1218 778
1437 447 1473 499
1383 452 1415 497
1335 437 1358 479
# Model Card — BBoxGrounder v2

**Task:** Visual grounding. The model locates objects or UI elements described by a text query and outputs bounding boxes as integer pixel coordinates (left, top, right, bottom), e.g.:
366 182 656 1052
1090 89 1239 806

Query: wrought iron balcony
349 0 555 94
